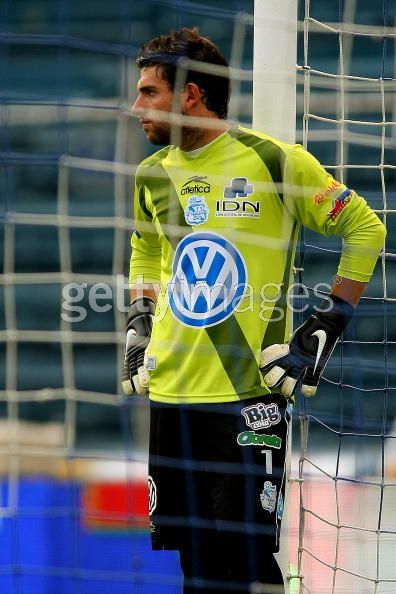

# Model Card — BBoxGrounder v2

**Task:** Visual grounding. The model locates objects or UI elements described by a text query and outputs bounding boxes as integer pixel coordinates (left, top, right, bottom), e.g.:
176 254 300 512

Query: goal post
253 0 298 144
253 1 298 591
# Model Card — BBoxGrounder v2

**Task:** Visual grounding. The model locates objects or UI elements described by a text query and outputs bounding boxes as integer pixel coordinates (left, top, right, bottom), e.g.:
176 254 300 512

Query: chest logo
184 195 209 226
216 177 260 218
168 232 247 327
181 176 211 195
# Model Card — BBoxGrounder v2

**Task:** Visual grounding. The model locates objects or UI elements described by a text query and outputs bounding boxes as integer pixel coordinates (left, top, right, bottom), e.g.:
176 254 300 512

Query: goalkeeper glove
121 296 155 395
260 295 354 398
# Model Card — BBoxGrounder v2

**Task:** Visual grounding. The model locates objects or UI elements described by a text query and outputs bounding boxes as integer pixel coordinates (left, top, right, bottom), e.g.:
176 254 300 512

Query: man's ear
181 82 203 112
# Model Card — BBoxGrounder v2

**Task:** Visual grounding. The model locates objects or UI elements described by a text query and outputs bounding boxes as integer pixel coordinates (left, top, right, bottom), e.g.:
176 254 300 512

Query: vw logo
168 232 247 327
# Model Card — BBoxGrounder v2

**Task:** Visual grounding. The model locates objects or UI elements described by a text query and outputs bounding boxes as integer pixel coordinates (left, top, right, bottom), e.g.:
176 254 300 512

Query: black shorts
148 393 291 584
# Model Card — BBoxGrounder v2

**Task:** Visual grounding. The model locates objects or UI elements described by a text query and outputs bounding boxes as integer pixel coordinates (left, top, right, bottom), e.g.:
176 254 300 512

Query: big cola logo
241 402 281 430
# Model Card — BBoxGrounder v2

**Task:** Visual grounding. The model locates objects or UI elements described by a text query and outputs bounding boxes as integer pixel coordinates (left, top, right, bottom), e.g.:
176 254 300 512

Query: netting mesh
0 2 254 593
0 0 395 593
295 1 396 592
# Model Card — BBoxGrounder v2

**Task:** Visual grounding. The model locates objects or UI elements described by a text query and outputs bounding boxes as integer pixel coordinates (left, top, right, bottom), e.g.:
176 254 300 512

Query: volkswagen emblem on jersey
168 232 247 327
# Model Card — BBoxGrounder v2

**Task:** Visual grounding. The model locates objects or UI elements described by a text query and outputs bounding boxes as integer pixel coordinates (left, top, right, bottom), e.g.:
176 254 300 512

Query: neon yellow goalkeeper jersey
130 126 384 403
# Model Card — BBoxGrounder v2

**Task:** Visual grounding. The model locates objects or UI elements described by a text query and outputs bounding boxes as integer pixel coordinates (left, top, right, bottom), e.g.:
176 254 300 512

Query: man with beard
122 27 385 594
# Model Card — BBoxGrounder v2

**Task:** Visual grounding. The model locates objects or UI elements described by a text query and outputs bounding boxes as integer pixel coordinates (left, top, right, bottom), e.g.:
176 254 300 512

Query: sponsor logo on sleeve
313 180 342 204
328 188 352 220
260 481 277 512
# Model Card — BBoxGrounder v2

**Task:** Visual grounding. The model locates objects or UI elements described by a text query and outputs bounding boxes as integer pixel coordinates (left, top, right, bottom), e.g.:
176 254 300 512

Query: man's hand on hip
260 295 354 398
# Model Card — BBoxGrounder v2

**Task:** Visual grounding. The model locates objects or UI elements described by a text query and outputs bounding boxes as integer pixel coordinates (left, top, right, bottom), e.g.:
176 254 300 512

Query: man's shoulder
232 126 321 169
230 126 296 155
136 145 173 178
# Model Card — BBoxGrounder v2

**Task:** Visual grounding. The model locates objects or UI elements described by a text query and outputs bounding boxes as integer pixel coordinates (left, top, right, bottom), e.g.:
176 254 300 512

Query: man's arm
122 173 161 395
331 276 367 306
130 283 159 305
260 224 385 398
260 145 386 398
122 283 160 396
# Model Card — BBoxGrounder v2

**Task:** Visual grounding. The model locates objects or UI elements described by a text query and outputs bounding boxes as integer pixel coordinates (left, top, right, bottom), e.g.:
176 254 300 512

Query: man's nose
131 96 143 113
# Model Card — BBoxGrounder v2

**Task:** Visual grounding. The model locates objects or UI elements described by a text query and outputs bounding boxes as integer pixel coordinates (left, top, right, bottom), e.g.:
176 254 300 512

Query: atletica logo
168 232 247 327
237 431 282 449
181 175 211 195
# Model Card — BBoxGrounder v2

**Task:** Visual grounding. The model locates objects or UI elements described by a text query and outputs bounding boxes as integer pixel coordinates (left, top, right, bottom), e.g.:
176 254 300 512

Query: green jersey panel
130 126 384 403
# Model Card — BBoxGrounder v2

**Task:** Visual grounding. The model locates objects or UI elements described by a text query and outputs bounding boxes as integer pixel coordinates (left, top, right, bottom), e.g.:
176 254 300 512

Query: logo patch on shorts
241 402 281 430
237 431 282 449
148 475 157 515
260 481 277 513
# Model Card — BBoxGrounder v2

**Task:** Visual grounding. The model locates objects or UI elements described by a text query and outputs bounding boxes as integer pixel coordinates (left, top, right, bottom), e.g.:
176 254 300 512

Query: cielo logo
168 232 247 327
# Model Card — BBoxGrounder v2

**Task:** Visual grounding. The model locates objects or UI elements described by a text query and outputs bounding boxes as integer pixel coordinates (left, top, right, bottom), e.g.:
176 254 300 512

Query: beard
144 118 203 150
145 122 171 146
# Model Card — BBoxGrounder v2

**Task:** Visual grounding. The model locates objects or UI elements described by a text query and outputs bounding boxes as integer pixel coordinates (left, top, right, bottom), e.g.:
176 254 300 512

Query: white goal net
0 1 395 594
294 1 396 593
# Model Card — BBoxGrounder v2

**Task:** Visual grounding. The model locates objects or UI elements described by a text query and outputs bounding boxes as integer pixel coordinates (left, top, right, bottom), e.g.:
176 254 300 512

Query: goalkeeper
123 27 386 594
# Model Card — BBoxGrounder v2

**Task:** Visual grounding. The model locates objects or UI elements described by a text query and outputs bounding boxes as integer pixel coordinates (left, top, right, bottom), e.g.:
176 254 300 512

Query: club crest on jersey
184 195 209 226
216 177 260 218
168 232 247 328
260 481 277 513
241 402 281 430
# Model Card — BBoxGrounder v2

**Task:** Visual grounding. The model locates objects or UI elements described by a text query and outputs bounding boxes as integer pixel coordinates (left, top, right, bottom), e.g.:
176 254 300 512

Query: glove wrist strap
315 294 354 331
127 297 155 328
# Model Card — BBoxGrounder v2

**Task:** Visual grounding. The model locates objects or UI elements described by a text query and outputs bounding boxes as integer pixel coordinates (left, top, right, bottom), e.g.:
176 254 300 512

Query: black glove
121 296 155 395
260 295 354 398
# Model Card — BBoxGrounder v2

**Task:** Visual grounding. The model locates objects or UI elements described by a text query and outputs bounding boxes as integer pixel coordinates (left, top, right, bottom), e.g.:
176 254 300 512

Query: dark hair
136 27 230 119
